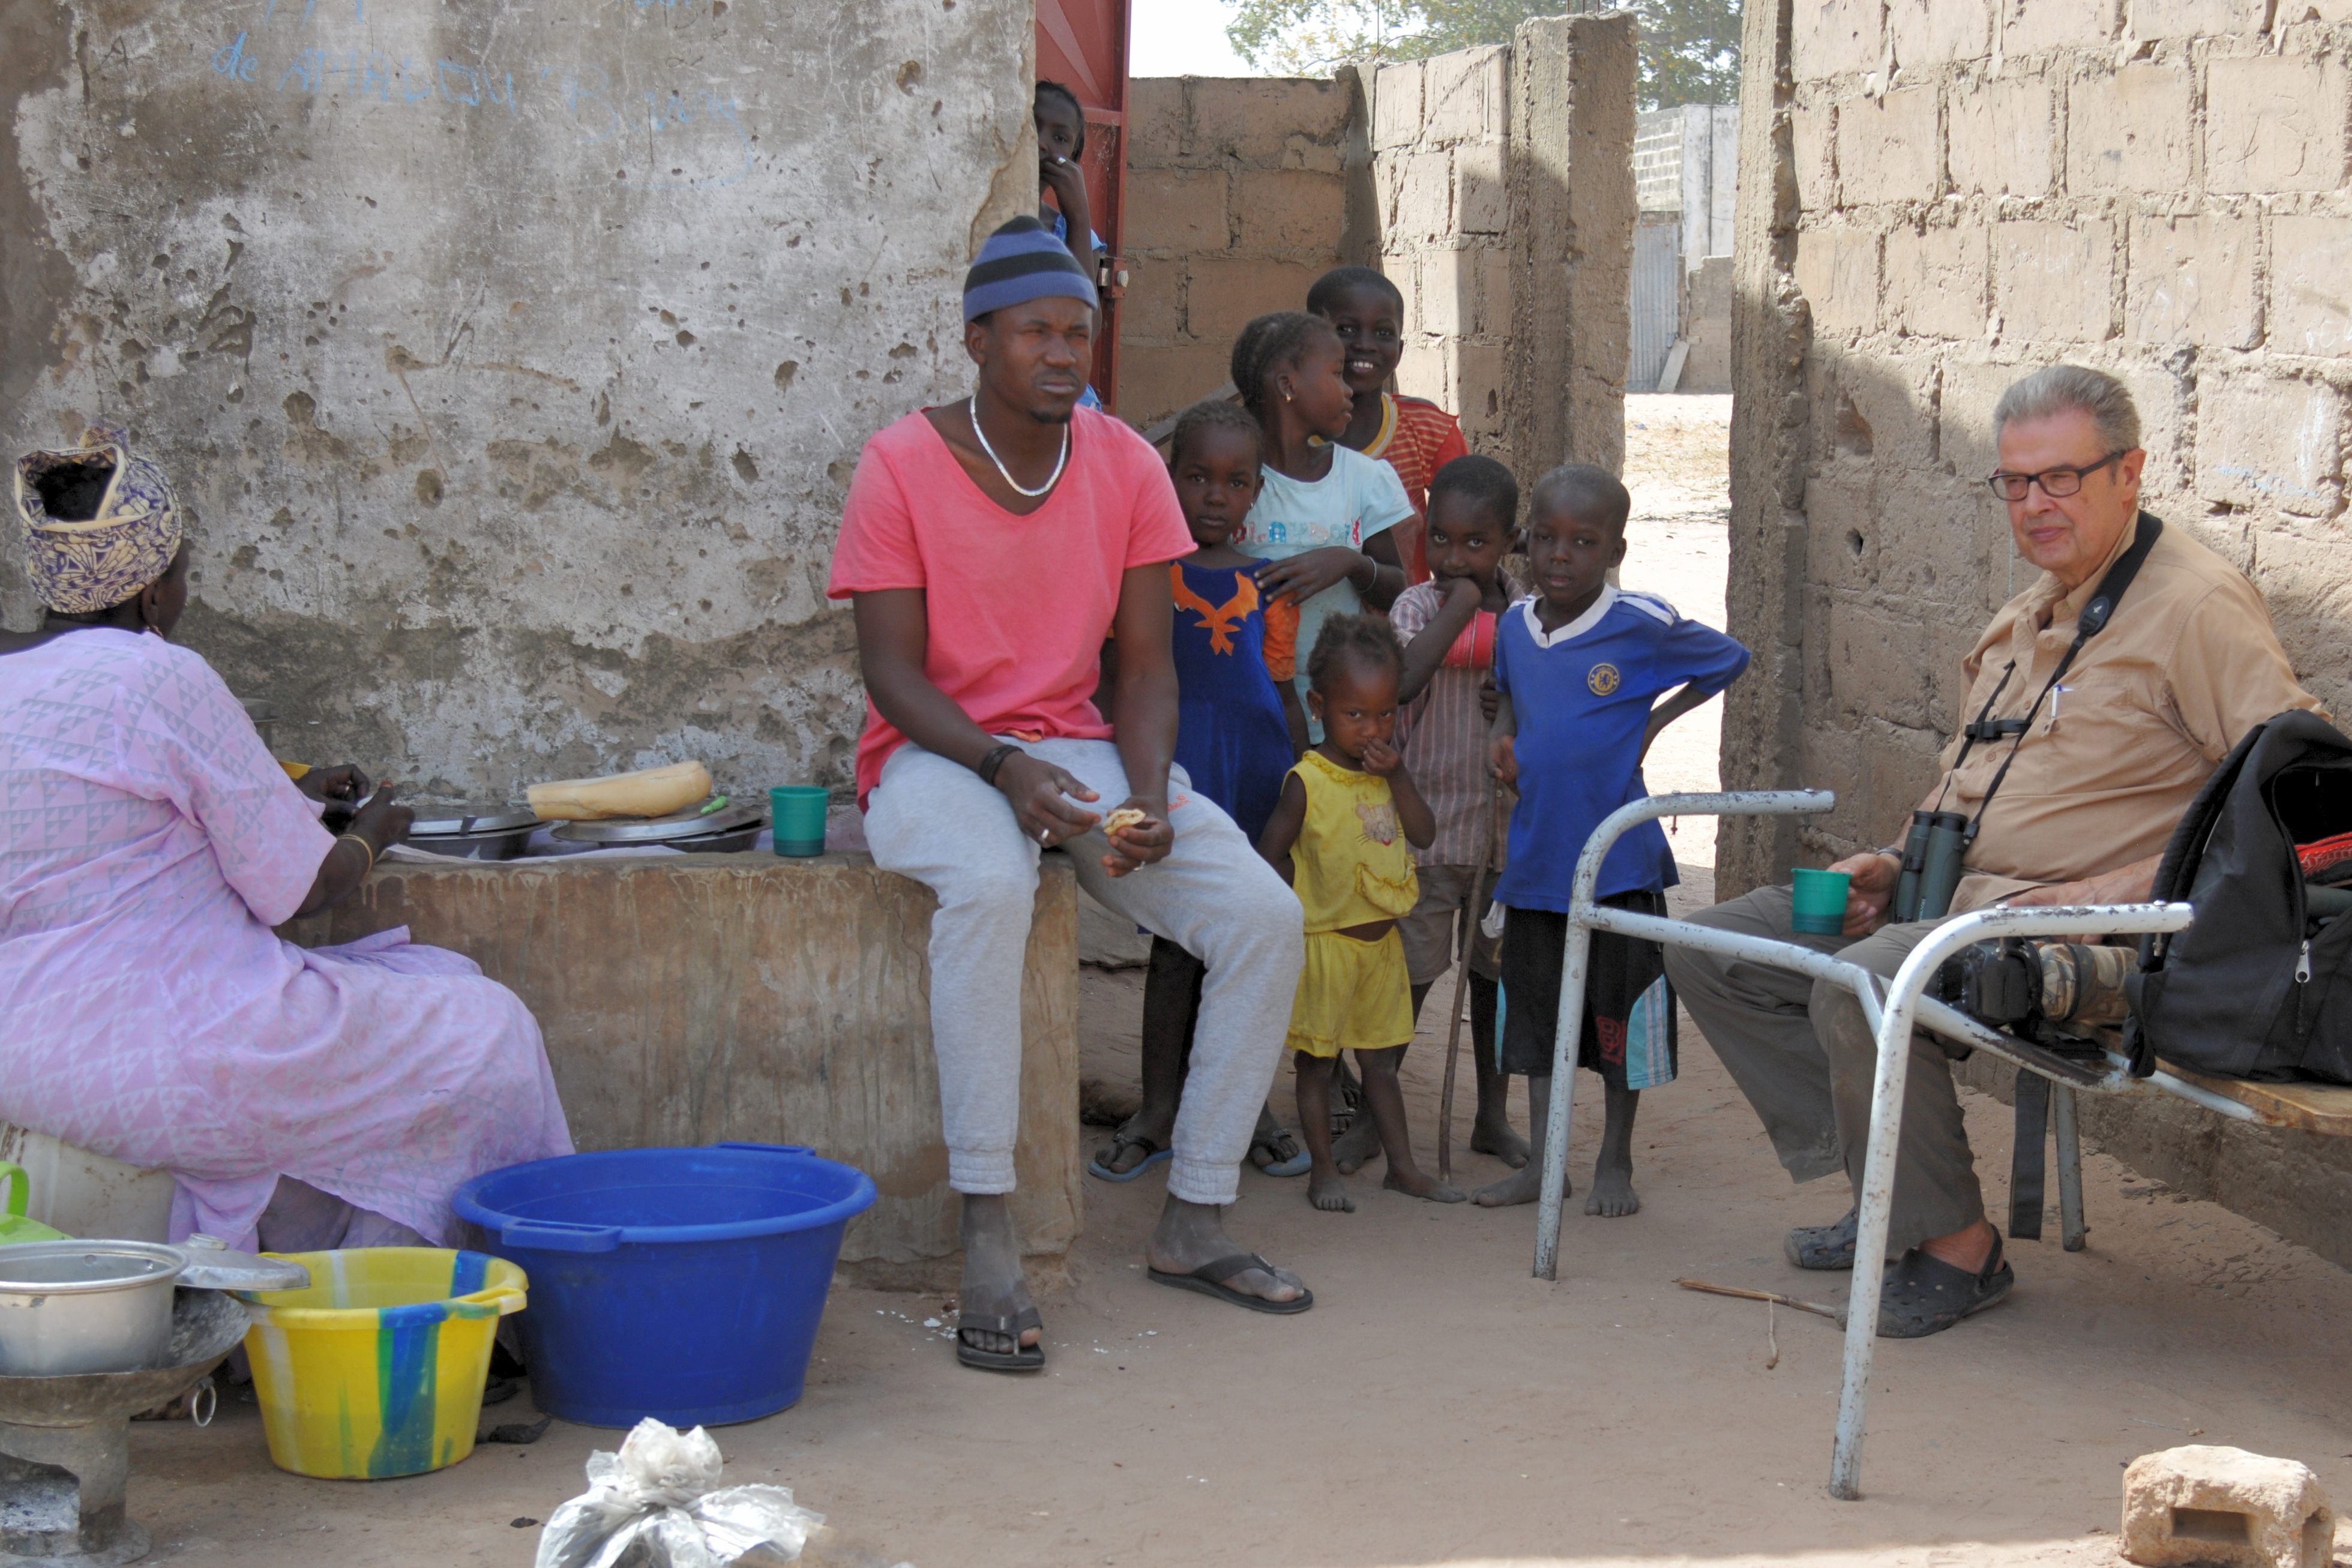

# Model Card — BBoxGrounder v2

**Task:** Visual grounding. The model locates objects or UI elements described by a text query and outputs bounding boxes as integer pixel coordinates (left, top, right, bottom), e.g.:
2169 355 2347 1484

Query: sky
1126 0 1263 76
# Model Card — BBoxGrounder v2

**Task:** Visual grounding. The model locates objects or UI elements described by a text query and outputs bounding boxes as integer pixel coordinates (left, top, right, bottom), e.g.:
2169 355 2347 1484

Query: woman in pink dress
1 433 572 1250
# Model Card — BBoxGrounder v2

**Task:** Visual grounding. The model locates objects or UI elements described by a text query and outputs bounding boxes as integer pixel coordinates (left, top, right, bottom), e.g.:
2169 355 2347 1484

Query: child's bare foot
1584 1156 1640 1217
1468 1115 1530 1168
1471 1161 1557 1208
1308 1168 1355 1212
1329 1114 1382 1174
1383 1167 1466 1203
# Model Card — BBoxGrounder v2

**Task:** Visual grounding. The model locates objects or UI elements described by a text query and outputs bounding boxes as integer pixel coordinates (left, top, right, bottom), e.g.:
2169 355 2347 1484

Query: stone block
1457 139 1508 234
1802 474 1879 595
1422 45 1509 144
1889 0 1993 65
1388 148 1455 239
1117 341 1233 429
1455 339 1506 442
2195 376 2345 517
2066 65 2192 193
2119 1446 2334 1568
1821 353 1941 470
2118 362 2189 493
1386 248 1423 334
1995 218 2115 343
2271 215 2352 357
1947 76 2054 197
1795 226 1882 335
1190 77 1353 166
1118 261 1184 341
2127 214 2259 349
1278 133 1345 175
1127 77 1190 166
1999 0 2119 55
2207 54 2348 194
1395 336 1452 409
289 855 1083 1287
1185 256 1324 343
1421 246 1474 337
1373 59 1424 151
2128 0 2272 35
1124 166 1228 254
1793 0 1885 80
1826 596 1942 728
1792 100 1835 212
1837 85 1940 205
1237 169 1346 253
1940 358 2023 482
1886 224 1989 340
1476 245 1513 338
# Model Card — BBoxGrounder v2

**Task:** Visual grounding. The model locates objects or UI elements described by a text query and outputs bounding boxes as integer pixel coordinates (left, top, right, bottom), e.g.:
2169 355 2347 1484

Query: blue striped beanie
964 215 1098 323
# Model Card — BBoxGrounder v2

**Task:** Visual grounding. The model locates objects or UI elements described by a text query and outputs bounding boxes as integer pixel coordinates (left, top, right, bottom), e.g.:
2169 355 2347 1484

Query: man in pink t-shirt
828 218 1313 1371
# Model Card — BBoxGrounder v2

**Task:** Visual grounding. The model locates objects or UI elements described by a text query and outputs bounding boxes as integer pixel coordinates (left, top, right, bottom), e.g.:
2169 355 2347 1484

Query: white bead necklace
969 399 1069 499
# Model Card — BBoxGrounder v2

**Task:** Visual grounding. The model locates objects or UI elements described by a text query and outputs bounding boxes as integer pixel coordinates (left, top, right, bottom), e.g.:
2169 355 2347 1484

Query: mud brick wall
1721 0 2352 897
1 0 1035 801
1116 76 1370 428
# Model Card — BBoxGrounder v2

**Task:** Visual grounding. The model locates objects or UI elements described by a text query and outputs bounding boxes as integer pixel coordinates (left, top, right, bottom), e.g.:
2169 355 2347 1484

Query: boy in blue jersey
1470 465 1751 1215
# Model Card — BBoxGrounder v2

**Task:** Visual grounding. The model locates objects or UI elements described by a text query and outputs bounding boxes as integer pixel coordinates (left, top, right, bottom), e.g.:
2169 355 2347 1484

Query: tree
1224 0 1742 110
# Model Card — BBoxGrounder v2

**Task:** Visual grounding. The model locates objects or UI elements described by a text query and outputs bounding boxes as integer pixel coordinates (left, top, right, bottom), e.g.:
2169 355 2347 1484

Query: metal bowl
406 805 543 862
0 1242 185 1375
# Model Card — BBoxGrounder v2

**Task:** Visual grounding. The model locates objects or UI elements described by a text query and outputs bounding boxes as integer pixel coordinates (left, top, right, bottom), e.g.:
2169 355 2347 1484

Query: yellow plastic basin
240 1248 526 1480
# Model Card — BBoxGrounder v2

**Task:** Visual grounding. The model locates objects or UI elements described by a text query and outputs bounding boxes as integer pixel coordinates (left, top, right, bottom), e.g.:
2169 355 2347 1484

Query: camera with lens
1932 937 2134 1051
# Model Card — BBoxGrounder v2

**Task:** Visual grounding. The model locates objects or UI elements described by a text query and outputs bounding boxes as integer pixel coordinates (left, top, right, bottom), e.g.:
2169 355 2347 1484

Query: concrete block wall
1722 0 2352 895
1372 47 1516 451
1115 76 1367 428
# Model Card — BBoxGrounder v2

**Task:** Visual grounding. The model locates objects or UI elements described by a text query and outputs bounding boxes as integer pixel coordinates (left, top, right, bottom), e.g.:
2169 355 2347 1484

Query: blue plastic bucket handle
499 1218 623 1253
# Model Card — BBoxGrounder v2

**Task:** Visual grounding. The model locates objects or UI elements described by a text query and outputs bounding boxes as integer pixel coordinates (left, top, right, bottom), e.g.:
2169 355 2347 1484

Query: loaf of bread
526 760 712 822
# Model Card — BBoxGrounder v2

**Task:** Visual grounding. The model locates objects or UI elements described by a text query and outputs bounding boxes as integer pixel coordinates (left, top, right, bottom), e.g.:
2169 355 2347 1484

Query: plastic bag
535 1418 822 1568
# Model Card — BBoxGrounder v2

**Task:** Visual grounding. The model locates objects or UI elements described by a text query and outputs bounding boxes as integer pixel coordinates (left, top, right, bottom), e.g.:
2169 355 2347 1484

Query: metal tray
550 797 766 845
408 804 540 836
405 826 536 861
660 825 763 854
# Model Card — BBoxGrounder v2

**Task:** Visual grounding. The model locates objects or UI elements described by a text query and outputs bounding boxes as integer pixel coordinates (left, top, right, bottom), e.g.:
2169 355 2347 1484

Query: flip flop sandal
1250 1130 1312 1179
1785 1206 1859 1271
1087 1131 1172 1183
1147 1252 1314 1315
955 1305 1047 1372
1875 1233 2014 1339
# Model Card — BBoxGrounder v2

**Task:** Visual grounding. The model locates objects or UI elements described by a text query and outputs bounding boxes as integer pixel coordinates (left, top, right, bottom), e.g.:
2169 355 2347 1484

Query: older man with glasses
1666 364 2326 1338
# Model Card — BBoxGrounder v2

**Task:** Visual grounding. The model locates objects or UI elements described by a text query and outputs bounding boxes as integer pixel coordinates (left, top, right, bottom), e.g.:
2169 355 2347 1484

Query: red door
1036 0 1129 412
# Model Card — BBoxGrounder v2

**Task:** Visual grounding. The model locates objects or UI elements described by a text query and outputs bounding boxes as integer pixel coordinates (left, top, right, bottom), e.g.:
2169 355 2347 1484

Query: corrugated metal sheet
1628 215 1682 392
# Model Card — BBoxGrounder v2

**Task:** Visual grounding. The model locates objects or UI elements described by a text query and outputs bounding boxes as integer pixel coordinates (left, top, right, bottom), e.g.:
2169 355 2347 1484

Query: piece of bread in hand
1101 807 1148 835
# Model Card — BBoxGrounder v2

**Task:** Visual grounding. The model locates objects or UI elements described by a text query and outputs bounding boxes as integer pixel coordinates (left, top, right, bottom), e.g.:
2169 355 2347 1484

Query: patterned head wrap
14 427 182 614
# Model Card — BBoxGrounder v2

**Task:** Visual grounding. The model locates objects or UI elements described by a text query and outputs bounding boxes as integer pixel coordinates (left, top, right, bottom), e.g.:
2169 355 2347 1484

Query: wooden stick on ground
1436 781 1503 1182
1674 1277 1845 1324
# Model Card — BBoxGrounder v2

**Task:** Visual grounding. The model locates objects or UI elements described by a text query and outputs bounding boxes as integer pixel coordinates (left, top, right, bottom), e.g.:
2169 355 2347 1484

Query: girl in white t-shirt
1231 311 1417 739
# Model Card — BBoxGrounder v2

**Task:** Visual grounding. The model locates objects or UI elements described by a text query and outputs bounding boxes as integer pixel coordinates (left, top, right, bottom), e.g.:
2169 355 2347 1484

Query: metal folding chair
1527 790 2257 1499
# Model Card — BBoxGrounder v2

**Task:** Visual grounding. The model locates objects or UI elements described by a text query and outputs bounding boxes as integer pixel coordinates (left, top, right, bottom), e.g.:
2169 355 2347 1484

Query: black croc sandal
1147 1252 1314 1315
955 1305 1047 1372
1875 1233 2013 1338
1785 1206 1859 1271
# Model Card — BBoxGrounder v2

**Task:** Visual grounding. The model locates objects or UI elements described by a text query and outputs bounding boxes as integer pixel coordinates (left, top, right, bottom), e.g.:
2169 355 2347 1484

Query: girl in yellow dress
1256 614 1463 1212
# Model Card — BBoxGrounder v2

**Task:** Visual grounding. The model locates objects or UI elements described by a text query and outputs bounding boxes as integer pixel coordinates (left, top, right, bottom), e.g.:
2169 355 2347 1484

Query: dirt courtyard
118 398 2352 1567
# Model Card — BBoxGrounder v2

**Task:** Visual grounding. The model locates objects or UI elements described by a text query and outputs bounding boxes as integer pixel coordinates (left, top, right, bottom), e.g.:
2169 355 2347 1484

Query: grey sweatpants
1662 885 1987 1253
865 737 1305 1207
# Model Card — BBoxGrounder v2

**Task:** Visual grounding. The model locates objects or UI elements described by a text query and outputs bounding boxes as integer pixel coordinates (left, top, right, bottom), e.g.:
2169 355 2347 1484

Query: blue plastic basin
453 1143 876 1428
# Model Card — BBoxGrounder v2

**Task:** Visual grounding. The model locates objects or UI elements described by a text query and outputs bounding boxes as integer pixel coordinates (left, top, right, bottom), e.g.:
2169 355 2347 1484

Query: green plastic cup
1789 867 1852 936
770 786 829 858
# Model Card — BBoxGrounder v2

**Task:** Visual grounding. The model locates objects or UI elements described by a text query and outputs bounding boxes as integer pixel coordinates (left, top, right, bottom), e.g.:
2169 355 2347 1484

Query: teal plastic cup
1789 867 1852 936
770 787 829 857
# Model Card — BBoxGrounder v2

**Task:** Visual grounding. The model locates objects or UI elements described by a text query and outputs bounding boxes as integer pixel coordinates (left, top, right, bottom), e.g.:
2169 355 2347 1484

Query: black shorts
1497 894 1678 1090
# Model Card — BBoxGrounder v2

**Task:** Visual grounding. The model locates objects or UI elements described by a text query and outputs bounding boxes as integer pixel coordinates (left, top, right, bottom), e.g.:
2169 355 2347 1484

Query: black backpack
2129 709 2352 1083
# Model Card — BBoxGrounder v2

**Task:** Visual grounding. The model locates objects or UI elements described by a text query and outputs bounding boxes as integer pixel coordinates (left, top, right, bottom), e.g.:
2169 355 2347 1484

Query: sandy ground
117 398 2352 1566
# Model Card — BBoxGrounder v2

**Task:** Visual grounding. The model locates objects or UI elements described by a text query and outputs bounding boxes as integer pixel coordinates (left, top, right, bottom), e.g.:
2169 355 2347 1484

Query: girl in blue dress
1089 399 1311 1182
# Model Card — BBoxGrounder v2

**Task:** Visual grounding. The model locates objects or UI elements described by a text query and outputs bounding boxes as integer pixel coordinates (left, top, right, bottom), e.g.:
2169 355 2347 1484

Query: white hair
1993 364 2143 452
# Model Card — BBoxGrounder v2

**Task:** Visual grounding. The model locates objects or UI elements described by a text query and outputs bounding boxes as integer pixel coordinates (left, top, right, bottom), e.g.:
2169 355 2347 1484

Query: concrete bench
283 851 1081 1290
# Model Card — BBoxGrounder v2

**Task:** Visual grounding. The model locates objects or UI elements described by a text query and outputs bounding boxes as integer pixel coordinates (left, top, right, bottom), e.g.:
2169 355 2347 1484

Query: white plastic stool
0 1123 176 1241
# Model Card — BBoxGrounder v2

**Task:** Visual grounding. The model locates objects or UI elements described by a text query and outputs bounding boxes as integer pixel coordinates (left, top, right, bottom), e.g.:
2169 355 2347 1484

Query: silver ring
1039 827 1050 844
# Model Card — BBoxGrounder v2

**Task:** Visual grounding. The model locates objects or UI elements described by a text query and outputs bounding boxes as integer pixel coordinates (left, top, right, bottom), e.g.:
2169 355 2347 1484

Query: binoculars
1891 809 1971 924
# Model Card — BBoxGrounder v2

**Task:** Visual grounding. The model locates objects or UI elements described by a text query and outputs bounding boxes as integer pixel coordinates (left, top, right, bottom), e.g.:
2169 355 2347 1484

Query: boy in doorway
1473 466 1750 1216
1036 79 1105 410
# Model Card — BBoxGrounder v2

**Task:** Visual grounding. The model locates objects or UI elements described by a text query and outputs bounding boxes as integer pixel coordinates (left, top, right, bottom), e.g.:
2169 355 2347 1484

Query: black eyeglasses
1985 450 2127 501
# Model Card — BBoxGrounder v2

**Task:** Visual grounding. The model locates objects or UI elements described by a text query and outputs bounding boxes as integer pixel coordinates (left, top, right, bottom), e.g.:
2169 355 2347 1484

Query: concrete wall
286 853 1084 1290
1 0 1034 802
1371 16 1637 481
1721 0 2352 894
1116 74 1370 429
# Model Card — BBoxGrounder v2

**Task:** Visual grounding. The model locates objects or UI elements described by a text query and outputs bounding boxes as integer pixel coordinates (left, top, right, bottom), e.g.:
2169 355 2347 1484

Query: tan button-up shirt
1932 515 2325 912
